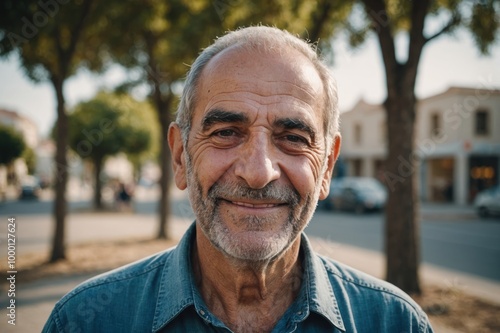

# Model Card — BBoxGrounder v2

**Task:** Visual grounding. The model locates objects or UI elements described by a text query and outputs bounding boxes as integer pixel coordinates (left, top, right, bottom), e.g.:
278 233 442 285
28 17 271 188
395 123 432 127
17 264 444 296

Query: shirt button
199 309 205 316
297 311 302 315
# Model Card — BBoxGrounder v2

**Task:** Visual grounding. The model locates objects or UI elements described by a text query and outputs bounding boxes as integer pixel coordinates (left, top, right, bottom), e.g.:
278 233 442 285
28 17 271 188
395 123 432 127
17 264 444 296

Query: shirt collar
152 223 345 332
300 233 346 331
152 223 197 332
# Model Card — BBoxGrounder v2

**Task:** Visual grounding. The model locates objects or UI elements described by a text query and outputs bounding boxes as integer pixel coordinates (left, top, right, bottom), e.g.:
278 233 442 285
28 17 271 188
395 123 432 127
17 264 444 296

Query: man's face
173 45 338 262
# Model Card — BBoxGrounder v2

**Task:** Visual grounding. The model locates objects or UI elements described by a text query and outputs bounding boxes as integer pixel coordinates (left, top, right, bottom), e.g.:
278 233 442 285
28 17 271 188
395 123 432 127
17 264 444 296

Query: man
43 26 433 332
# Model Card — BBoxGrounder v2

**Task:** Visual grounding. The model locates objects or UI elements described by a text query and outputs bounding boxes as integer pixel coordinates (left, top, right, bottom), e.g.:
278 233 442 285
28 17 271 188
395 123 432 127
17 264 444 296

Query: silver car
324 177 387 214
474 186 500 218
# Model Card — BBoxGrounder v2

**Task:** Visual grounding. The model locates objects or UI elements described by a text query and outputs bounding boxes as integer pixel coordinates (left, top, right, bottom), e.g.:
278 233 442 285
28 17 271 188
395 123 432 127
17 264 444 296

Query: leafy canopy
68 92 158 163
345 0 499 56
0 124 26 165
0 0 111 82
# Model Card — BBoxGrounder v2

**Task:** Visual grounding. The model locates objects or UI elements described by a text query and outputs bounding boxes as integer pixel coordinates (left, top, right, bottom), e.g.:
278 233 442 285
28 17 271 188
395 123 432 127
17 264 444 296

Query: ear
168 123 187 190
319 134 341 200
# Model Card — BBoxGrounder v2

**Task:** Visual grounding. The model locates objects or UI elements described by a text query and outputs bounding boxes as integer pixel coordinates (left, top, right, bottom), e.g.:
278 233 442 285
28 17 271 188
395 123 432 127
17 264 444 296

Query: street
0 196 499 282
307 209 500 282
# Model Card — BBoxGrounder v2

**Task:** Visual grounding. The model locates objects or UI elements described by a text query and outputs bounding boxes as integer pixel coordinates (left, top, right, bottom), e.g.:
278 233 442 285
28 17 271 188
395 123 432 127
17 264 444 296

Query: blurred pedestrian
115 181 132 211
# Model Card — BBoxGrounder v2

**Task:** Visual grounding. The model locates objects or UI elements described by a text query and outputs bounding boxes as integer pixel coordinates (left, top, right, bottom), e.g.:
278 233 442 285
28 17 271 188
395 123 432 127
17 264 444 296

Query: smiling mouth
222 199 285 209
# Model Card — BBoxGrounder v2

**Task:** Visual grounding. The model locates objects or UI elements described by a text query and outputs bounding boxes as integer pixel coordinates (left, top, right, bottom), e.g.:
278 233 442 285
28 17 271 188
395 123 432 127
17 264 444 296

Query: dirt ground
1 238 499 333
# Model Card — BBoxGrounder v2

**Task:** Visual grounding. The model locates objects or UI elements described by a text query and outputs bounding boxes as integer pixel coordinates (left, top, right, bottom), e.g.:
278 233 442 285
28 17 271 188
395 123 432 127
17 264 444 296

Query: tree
0 0 111 261
101 0 231 239
335 0 498 294
68 92 158 209
0 124 26 166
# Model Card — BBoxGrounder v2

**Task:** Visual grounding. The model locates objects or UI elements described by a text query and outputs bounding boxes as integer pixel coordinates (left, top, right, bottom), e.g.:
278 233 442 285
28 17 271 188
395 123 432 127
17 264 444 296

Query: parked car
18 176 41 200
322 177 387 214
474 186 500 218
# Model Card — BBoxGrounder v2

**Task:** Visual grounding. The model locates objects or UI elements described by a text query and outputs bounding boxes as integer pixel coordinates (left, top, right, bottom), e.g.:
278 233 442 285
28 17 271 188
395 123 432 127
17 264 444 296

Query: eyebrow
202 109 249 131
273 117 316 140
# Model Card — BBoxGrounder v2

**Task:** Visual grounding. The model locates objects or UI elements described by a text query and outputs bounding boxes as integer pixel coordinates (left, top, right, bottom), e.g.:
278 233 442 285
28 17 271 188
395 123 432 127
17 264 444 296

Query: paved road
1 197 499 282
306 210 500 282
0 197 196 220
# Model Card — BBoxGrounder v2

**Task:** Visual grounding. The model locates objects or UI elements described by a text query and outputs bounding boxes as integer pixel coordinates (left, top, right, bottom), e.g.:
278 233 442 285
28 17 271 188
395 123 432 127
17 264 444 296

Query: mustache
207 180 300 205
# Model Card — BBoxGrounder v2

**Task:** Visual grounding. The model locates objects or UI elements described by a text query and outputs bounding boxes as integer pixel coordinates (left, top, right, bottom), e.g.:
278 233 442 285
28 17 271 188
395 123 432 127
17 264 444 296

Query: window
354 123 362 145
430 113 441 137
353 159 363 176
475 109 489 136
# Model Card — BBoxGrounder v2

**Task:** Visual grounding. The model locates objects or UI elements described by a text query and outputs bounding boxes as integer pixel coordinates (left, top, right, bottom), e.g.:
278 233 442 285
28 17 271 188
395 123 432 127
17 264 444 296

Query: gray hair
175 26 339 151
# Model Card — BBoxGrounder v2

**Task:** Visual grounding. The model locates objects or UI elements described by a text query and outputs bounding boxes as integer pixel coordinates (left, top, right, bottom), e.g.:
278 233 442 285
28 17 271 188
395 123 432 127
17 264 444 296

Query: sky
0 29 499 138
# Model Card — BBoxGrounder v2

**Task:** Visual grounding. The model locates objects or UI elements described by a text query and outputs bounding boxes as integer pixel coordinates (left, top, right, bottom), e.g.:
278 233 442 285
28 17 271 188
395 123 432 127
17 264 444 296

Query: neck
192 224 303 332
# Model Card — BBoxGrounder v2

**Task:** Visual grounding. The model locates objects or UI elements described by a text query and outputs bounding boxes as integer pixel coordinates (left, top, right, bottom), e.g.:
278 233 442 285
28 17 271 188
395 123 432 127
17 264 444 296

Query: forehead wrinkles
198 46 324 100
198 72 324 123
203 91 318 114
203 76 319 102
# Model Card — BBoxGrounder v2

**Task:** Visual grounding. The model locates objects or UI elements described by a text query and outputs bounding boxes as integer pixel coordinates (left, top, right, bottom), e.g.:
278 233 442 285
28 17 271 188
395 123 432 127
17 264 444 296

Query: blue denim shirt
43 223 433 332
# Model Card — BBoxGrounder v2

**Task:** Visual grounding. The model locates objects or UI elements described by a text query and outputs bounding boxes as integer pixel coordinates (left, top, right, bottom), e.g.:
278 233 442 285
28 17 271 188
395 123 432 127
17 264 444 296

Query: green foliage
104 0 354 94
350 0 498 54
220 0 353 57
68 92 158 163
0 0 110 82
469 0 499 54
344 4 372 49
0 124 26 165
22 146 36 174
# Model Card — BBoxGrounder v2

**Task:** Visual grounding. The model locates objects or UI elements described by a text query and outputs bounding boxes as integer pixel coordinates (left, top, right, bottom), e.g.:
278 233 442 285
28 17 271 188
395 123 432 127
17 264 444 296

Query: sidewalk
420 202 478 220
1 213 497 332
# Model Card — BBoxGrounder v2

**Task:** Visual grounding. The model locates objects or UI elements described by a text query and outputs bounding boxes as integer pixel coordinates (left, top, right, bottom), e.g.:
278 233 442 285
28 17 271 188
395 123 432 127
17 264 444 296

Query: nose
234 132 281 189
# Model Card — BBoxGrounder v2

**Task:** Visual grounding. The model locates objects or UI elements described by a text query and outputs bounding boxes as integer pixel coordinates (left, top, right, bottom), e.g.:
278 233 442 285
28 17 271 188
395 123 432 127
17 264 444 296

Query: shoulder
64 246 175 300
319 254 419 307
321 255 410 296
317 254 432 331
44 247 176 332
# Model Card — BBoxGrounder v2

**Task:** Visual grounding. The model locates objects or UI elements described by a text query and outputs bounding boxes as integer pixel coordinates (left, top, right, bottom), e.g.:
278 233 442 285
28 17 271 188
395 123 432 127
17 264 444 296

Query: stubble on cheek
184 150 324 261
190 181 312 261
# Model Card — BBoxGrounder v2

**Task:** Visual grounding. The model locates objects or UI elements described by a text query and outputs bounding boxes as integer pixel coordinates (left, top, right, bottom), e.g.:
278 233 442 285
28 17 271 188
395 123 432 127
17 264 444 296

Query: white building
0 108 38 149
35 138 57 186
339 86 500 204
0 109 39 190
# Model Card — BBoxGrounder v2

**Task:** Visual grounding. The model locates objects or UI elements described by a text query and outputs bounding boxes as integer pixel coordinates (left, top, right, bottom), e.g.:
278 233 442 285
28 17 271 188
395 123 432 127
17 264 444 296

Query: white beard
185 153 325 263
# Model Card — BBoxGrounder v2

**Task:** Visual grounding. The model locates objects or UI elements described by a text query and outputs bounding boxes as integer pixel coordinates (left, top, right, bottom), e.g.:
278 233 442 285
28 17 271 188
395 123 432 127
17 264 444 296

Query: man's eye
214 129 236 137
210 128 241 148
284 134 306 143
275 133 310 152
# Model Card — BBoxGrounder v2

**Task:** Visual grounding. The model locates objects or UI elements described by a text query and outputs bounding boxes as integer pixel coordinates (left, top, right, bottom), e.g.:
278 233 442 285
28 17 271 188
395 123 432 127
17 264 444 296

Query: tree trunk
143 34 174 240
45 0 94 263
93 157 103 210
156 94 173 239
360 0 430 295
383 91 421 294
50 77 68 262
